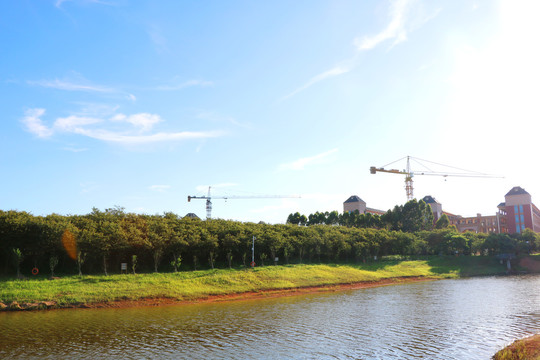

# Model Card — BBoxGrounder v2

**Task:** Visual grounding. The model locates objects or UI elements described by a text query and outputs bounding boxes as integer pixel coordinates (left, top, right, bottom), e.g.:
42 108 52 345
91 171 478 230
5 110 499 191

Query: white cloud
67 128 225 144
149 185 171 192
282 0 439 100
28 78 113 93
110 113 161 132
54 115 102 132
281 65 351 101
22 108 226 145
72 103 120 117
354 0 412 51
278 149 339 171
21 108 53 138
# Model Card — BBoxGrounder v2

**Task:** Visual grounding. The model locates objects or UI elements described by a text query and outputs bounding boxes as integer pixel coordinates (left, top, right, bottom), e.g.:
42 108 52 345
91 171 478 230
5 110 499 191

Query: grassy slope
493 334 540 360
0 255 523 306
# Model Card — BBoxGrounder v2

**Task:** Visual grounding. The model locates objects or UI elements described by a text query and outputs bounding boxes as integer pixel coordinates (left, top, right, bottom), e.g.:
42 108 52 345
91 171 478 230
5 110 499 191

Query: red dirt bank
0 276 434 311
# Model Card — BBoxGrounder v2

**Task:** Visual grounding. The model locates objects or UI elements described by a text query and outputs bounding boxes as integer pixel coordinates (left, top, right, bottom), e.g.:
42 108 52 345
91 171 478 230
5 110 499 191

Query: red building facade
424 187 538 234
503 186 540 234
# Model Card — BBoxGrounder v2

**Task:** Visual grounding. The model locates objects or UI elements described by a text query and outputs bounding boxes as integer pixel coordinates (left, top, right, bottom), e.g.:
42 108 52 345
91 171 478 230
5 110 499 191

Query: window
521 215 525 223
515 205 518 213
520 205 524 212
516 225 521 233
516 215 520 223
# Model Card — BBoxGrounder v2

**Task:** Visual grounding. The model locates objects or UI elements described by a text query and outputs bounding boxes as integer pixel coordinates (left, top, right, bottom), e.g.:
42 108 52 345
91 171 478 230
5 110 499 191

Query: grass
493 334 540 360
0 255 533 307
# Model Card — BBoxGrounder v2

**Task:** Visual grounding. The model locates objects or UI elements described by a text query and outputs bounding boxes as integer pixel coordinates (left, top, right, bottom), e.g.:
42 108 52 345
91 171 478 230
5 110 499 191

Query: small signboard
121 263 127 273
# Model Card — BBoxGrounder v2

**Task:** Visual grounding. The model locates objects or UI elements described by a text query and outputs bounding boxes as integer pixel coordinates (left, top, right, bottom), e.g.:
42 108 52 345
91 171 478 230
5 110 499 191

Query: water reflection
1 275 540 359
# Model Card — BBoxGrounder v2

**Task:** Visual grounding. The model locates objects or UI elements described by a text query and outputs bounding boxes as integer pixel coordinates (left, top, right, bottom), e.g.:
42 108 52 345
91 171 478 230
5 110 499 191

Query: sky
1 0 539 223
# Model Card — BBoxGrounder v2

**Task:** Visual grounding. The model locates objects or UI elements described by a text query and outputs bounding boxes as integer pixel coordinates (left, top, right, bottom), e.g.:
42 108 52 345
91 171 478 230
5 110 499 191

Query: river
1 275 540 359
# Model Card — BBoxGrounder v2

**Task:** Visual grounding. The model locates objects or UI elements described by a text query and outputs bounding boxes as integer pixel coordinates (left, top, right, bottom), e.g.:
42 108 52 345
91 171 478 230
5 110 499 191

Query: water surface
1 275 539 359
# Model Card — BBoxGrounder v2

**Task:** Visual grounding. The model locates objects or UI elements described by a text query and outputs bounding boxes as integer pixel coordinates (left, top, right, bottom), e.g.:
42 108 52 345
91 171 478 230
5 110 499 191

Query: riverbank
493 334 540 360
1 255 539 311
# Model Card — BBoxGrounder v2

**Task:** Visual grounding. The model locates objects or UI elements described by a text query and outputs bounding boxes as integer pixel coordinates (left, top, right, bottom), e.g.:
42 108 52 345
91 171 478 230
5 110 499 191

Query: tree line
287 199 446 231
1 201 539 277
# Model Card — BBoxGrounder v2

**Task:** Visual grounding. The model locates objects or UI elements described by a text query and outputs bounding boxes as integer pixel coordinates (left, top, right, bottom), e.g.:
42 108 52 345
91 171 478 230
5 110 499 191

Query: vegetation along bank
2 200 540 310
2 255 540 311
493 334 540 360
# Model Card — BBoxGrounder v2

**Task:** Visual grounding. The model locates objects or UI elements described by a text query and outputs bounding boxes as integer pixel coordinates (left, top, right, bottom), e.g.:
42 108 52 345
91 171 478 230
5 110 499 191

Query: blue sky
1 0 539 223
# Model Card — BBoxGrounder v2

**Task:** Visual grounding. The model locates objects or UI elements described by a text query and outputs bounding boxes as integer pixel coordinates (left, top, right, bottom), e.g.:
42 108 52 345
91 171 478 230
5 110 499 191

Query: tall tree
435 213 450 229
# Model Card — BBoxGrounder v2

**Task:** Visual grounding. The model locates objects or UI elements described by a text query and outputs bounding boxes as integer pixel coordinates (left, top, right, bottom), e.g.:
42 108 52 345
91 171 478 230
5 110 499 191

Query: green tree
77 251 86 276
200 228 218 269
325 211 340 226
49 255 59 277
132 254 138 274
382 199 433 232
519 228 538 254
148 215 171 272
286 212 307 226
170 254 182 272
167 218 190 272
435 214 450 229
12 248 23 278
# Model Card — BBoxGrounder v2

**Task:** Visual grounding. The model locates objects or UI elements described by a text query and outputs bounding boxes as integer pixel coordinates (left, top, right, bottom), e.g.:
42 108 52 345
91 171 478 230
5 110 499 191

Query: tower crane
370 156 503 201
187 187 301 220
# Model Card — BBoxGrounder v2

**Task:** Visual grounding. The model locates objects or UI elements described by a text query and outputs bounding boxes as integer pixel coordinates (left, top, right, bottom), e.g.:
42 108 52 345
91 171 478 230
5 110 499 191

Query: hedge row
1 208 538 276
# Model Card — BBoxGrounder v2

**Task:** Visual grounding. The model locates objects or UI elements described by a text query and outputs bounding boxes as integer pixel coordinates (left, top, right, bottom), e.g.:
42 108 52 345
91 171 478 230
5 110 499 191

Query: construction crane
187 187 301 220
370 156 503 201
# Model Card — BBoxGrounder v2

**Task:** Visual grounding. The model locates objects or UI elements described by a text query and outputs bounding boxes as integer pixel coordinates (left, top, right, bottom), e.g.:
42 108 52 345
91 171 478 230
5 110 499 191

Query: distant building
345 186 540 234
503 186 540 234
183 213 200 220
422 196 442 222
446 212 505 234
423 186 539 234
343 195 386 215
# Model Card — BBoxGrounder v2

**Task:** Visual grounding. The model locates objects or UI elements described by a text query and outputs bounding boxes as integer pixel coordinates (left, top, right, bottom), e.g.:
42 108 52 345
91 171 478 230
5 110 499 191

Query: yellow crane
188 186 301 220
370 156 503 201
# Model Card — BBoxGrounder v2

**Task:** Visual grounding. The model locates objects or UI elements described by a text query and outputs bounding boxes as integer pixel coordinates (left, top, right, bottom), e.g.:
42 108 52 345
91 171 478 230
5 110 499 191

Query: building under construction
343 186 540 234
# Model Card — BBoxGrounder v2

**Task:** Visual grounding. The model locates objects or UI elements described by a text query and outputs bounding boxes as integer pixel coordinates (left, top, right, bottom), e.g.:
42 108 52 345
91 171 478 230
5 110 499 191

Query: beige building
343 195 385 215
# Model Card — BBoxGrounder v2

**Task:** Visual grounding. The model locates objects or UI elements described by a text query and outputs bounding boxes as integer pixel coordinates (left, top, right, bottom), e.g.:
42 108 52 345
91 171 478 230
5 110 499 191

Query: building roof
344 195 366 204
443 211 460 217
497 202 506 208
183 213 200 220
422 195 440 204
505 186 530 197
366 207 386 215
